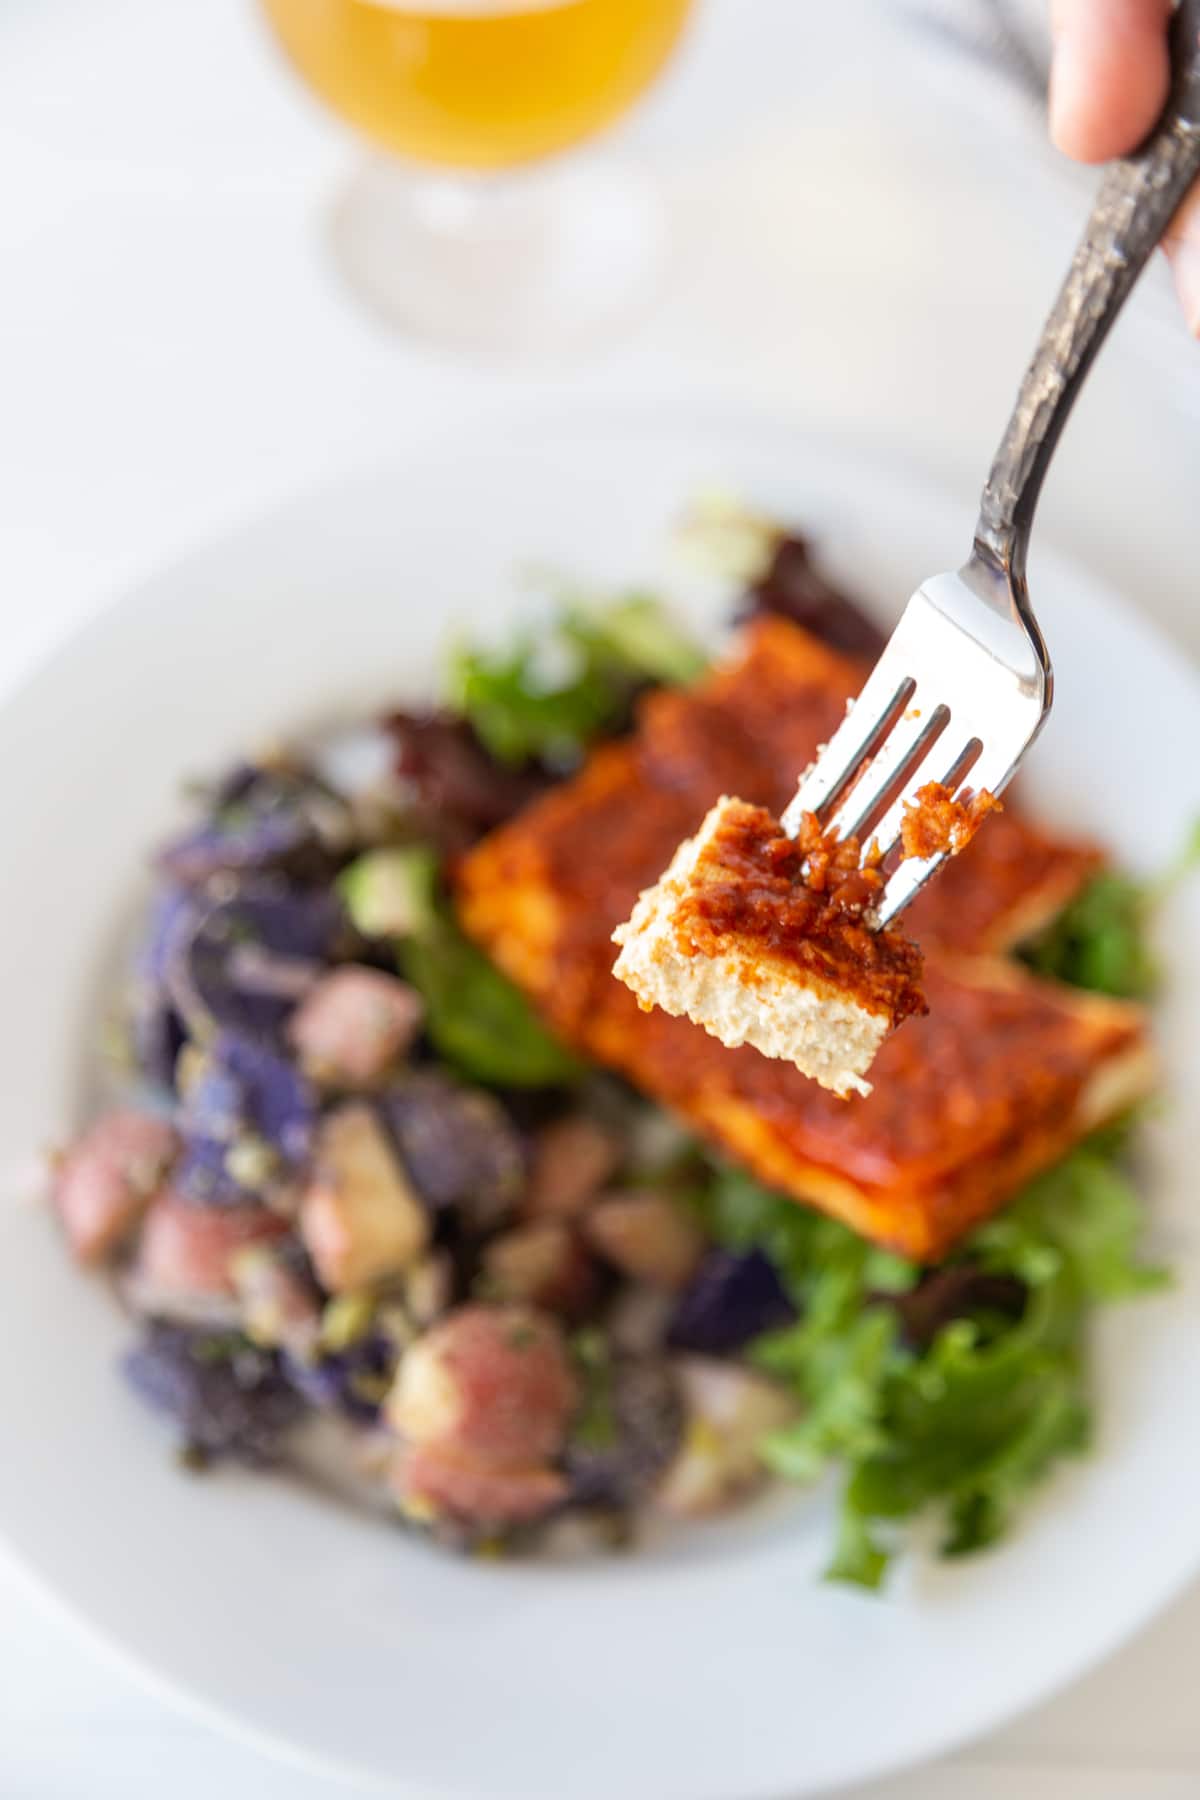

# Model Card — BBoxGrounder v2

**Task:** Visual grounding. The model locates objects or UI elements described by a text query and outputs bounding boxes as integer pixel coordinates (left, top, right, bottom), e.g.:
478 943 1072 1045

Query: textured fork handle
976 0 1200 584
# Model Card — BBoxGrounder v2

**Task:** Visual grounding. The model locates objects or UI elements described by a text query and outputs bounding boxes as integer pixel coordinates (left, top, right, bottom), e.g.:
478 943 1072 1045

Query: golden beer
259 0 695 170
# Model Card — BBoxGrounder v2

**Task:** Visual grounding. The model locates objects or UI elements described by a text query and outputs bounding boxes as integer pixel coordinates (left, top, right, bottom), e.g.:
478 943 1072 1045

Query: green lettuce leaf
447 639 619 767
972 1148 1168 1304
400 925 581 1089
697 1139 1165 1589
1019 823 1198 999
448 593 706 767
1018 872 1158 998
338 849 582 1091
561 594 708 688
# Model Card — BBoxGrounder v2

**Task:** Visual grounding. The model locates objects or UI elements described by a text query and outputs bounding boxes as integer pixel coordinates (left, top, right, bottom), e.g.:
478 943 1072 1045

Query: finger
1163 180 1200 335
1049 0 1171 163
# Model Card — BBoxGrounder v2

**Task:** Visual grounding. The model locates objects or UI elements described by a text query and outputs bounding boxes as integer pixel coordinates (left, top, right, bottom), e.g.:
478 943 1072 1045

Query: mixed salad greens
691 1135 1164 1586
53 536 1173 1586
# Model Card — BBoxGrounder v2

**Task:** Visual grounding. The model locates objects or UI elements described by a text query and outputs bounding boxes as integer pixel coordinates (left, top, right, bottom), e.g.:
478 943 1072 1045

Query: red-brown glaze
673 800 925 1027
901 782 1003 862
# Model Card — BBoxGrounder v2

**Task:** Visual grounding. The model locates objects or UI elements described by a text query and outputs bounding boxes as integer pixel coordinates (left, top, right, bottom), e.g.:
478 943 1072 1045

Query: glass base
327 153 668 354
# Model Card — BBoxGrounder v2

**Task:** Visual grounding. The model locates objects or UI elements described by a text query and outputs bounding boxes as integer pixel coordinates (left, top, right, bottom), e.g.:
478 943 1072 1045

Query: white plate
0 410 1197 1800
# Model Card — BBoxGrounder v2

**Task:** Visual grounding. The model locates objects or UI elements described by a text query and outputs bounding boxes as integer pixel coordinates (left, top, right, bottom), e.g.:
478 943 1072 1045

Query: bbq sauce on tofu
901 782 1002 863
671 801 926 1027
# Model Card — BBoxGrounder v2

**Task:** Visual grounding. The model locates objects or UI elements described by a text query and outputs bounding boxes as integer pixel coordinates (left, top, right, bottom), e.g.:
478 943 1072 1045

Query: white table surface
2 3 1198 1796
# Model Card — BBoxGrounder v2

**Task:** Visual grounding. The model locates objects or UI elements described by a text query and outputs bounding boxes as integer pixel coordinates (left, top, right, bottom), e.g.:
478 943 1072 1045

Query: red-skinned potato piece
479 1221 597 1317
654 1357 794 1518
135 1191 289 1298
391 1442 568 1528
523 1116 623 1220
584 1191 705 1289
287 966 424 1088
230 1244 322 1357
300 1102 430 1293
384 1304 578 1469
54 1110 178 1264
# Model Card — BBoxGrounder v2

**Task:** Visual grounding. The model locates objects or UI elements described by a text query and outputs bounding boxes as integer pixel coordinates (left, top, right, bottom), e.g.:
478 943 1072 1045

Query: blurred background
1 1 1198 1796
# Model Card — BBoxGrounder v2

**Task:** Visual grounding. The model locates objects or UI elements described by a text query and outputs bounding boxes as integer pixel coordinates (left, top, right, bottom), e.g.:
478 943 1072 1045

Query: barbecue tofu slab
454 616 1154 1260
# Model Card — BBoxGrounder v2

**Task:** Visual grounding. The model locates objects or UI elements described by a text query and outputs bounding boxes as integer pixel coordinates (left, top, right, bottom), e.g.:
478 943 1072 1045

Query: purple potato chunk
124 1322 306 1463
667 1249 796 1356
281 1333 397 1421
565 1352 683 1509
210 762 261 809
157 764 355 886
128 887 195 1091
174 1135 253 1209
218 1032 315 1163
160 812 306 886
141 886 196 986
182 1054 243 1143
166 880 344 1046
131 1003 187 1096
379 1070 524 1232
177 1032 317 1205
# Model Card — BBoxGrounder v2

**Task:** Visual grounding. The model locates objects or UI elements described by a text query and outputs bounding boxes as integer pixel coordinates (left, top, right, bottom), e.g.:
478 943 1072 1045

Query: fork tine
824 696 951 847
780 658 914 836
873 847 947 928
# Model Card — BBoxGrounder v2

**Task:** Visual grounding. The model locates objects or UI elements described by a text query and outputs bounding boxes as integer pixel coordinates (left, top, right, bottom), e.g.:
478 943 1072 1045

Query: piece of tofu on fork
613 796 926 1098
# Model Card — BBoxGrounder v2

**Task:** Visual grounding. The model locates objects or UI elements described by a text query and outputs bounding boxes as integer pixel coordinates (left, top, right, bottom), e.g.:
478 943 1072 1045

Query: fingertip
1050 0 1171 164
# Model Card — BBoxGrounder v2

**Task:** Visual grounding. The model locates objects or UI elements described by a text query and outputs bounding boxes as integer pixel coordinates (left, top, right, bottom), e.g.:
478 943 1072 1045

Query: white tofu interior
612 798 890 1099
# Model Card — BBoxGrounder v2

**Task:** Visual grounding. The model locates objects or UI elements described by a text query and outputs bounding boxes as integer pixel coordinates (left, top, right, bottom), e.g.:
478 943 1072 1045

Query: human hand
1050 0 1200 331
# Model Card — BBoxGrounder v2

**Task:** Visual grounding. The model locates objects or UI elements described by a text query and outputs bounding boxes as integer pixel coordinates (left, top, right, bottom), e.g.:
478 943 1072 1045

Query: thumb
1049 0 1171 163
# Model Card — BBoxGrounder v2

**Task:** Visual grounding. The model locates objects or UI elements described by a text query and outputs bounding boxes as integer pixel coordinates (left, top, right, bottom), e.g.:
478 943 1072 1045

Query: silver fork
782 0 1200 928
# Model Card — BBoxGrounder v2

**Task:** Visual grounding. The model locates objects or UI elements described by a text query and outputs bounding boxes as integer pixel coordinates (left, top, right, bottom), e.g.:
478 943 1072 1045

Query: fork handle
976 0 1200 585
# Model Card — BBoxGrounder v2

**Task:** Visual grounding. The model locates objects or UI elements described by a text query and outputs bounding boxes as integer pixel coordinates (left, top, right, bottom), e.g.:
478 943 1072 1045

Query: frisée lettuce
693 1141 1166 1588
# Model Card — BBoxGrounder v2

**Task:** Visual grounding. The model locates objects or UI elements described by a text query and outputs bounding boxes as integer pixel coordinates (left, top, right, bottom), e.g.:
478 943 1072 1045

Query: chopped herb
472 1536 509 1561
346 1368 393 1407
319 1293 377 1354
190 1331 254 1365
571 1328 618 1451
